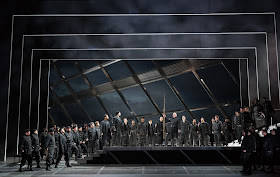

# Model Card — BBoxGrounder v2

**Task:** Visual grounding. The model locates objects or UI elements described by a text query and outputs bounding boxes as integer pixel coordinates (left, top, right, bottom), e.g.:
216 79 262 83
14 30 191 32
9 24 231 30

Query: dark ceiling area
1 0 280 161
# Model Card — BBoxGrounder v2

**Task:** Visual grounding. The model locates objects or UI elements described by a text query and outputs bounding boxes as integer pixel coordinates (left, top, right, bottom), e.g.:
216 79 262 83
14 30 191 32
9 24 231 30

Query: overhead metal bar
73 61 113 118
51 60 121 86
52 62 93 122
220 61 240 87
49 88 74 123
152 60 196 119
50 59 220 87
97 61 140 122
122 60 163 116
183 60 228 118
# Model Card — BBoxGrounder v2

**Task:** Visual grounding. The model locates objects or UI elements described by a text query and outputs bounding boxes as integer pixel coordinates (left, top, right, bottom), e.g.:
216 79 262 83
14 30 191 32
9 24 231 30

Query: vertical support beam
48 112 57 126
184 60 228 118
221 61 239 87
74 61 113 118
98 61 139 122
152 60 196 119
123 60 163 116
52 62 93 122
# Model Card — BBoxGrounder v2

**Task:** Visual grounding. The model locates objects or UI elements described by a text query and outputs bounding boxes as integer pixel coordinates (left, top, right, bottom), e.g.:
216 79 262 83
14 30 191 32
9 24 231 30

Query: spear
163 93 166 139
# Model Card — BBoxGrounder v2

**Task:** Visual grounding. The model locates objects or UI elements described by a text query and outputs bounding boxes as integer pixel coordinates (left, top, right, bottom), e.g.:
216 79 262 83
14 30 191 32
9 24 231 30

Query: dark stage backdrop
1 0 280 161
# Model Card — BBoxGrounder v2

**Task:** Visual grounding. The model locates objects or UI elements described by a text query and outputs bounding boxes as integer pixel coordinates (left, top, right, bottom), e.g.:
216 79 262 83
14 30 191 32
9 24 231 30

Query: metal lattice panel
162 61 188 75
138 70 161 82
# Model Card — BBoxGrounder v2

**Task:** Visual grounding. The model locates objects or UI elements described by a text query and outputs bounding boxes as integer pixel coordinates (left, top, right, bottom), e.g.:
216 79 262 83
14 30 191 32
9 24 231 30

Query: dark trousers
40 145 46 158
122 135 129 146
165 133 172 146
214 131 222 146
190 132 198 146
77 144 82 158
112 130 121 146
147 135 154 146
171 129 178 146
156 132 163 145
129 133 137 146
179 132 190 146
20 152 32 167
68 144 79 159
46 149 54 166
235 126 243 143
240 152 253 173
138 135 146 146
56 150 70 165
88 140 95 153
80 143 88 153
224 130 234 145
32 151 40 166
200 133 209 146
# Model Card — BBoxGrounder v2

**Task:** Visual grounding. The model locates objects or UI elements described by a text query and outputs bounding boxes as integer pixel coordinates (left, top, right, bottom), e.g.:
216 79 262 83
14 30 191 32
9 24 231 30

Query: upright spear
163 93 166 139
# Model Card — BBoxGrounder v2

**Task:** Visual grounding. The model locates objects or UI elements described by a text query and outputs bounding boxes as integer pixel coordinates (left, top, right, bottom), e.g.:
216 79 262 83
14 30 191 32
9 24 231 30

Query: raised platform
78 146 241 165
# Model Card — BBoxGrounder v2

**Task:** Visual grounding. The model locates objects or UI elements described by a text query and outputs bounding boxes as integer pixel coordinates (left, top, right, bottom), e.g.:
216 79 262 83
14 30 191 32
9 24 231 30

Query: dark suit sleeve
45 135 50 149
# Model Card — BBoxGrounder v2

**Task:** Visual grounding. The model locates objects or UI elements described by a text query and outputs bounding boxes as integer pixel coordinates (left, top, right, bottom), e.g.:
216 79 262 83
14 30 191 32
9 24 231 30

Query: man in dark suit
45 128 55 171
31 129 41 168
19 129 33 172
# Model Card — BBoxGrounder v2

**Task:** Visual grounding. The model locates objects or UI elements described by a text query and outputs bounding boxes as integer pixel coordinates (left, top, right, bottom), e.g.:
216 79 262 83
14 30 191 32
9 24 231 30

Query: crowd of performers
18 97 280 174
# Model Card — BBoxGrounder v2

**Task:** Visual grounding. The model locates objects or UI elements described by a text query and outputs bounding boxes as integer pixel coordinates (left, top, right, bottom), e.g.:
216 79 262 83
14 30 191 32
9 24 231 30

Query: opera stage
78 146 241 165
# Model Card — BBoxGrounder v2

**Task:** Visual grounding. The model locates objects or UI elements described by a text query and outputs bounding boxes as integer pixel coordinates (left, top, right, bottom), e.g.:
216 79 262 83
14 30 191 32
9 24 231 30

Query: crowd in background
18 97 280 174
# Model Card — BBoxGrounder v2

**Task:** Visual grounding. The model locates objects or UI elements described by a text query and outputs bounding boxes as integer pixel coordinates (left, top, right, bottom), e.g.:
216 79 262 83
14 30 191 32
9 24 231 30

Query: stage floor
0 159 279 177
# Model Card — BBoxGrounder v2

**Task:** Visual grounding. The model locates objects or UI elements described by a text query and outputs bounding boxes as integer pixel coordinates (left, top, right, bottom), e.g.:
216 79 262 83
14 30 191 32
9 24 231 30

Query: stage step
77 146 242 165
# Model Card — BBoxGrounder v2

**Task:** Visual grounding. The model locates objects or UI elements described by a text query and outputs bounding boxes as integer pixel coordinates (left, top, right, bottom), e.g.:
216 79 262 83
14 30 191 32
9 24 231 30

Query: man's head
25 129 30 136
33 129 38 135
235 111 240 116
141 117 145 123
60 128 65 134
159 116 163 122
66 126 71 132
49 128 54 135
263 97 268 102
95 121 100 127
244 107 250 112
192 119 196 124
225 118 229 122
116 111 121 117
182 116 186 122
200 117 205 123
123 118 128 124
215 115 219 121
240 107 244 113
104 114 109 120
211 118 215 122
73 126 78 132
172 112 177 118
89 122 94 128
44 128 48 133
78 127 83 132
132 120 135 125
148 120 152 125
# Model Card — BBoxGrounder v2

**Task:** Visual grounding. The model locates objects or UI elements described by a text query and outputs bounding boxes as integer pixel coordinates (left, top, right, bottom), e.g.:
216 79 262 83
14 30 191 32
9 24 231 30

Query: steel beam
152 60 196 119
184 60 228 118
74 61 113 118
98 61 140 122
52 62 93 121
123 60 163 116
